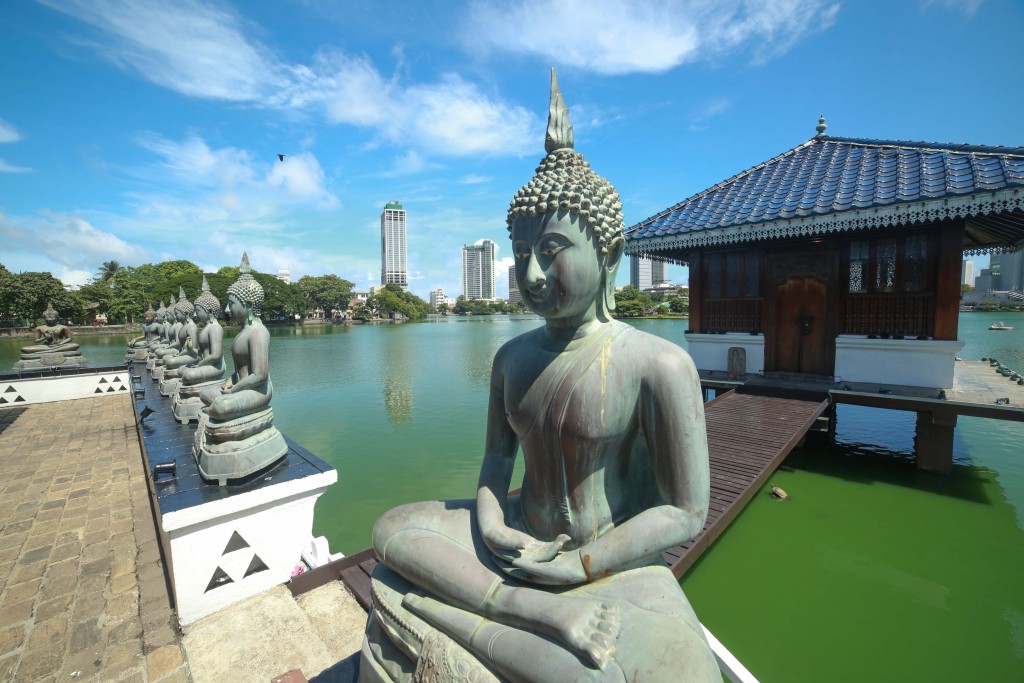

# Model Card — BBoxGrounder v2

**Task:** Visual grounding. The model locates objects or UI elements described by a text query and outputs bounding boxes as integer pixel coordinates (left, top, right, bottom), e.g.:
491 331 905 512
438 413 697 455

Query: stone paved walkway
0 396 190 682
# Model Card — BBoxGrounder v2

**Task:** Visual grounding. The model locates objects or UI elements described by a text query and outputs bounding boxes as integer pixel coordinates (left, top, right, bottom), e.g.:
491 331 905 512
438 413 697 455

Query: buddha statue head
168 292 177 316
193 275 221 324
156 300 167 323
42 301 59 325
144 303 157 324
226 252 265 325
174 286 194 322
507 69 625 322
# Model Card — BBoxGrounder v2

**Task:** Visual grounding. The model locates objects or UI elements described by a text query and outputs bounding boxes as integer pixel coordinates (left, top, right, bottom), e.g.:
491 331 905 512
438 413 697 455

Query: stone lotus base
172 378 224 424
128 346 150 361
362 563 719 683
159 374 181 397
13 345 88 371
194 408 288 486
152 363 167 381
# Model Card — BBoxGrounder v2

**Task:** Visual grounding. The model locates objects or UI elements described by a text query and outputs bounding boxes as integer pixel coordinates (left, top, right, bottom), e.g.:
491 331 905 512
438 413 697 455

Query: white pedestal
685 333 765 374
162 469 337 627
0 368 131 406
834 336 965 389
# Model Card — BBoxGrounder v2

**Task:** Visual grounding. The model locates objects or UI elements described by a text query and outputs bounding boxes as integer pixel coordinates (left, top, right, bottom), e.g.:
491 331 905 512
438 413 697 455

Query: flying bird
277 154 286 162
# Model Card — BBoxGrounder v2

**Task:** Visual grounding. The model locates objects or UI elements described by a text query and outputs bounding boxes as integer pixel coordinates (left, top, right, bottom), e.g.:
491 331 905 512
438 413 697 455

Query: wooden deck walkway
290 388 830 607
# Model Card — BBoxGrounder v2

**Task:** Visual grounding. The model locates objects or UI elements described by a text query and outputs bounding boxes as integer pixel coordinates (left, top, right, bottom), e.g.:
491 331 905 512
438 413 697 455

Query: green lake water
2 312 1022 681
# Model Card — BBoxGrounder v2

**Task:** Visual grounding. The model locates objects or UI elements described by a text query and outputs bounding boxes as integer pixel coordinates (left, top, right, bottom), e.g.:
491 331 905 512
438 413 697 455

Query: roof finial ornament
545 67 574 153
816 115 827 137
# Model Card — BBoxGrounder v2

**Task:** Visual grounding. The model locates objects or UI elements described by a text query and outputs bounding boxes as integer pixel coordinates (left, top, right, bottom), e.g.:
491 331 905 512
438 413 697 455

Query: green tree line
0 260 366 325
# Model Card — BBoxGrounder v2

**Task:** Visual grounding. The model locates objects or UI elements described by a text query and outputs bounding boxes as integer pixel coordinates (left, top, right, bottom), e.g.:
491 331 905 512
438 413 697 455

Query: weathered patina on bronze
173 276 226 424
193 253 286 485
14 302 87 370
361 70 718 683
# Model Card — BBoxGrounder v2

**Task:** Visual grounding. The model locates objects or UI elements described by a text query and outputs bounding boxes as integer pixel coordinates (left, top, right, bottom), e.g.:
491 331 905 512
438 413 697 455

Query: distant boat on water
989 321 1015 330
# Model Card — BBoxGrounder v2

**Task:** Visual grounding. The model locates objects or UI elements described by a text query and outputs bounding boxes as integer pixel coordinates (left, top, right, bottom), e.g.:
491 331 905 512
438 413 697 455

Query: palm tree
95 260 123 285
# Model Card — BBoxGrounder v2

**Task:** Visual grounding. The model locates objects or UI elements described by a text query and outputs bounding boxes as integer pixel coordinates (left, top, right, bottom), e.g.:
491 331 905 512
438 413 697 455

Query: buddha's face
44 314 57 325
196 306 209 324
175 309 186 322
226 293 248 324
512 211 603 323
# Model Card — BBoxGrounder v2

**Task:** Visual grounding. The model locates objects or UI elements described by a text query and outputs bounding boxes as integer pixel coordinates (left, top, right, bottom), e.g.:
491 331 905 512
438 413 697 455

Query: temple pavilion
624 119 1024 390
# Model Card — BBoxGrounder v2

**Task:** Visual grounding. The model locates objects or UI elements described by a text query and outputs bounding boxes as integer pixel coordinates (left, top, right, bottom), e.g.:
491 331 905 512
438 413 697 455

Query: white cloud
460 174 490 185
464 0 840 74
0 210 148 272
56 268 94 288
41 2 537 157
266 152 339 208
136 133 338 210
322 60 536 156
374 150 444 178
0 159 32 173
0 118 21 143
925 0 983 16
39 0 285 101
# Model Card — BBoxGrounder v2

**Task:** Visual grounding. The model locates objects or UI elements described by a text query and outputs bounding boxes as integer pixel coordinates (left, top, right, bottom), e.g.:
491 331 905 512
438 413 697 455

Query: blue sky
2 0 1021 300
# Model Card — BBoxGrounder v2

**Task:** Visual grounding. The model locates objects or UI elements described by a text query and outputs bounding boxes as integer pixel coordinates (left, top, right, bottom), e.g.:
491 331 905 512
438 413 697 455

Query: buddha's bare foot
497 587 619 668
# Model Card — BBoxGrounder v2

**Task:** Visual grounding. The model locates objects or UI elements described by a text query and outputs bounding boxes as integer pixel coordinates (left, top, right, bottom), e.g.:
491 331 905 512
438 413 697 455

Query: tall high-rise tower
380 201 408 289
462 240 496 300
507 264 522 305
630 256 667 290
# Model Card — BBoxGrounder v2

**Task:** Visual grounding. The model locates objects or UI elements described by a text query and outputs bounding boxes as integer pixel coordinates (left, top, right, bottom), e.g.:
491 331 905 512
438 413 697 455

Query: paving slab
0 396 190 682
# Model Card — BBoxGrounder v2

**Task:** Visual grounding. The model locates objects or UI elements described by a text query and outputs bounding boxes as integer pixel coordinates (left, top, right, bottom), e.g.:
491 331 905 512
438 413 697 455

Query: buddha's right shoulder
494 327 543 364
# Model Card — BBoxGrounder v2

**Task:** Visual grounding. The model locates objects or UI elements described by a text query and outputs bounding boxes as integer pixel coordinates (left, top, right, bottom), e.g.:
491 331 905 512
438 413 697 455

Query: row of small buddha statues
131 254 287 487
128 70 717 682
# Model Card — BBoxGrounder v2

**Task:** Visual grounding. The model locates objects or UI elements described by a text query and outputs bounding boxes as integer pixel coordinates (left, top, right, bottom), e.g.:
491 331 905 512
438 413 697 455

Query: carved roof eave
624 187 1024 261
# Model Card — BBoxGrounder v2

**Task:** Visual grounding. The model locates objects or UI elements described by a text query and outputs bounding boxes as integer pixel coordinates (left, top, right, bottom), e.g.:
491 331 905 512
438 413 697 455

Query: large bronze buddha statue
361 71 718 683
194 254 287 485
159 287 200 397
14 302 87 370
172 276 226 424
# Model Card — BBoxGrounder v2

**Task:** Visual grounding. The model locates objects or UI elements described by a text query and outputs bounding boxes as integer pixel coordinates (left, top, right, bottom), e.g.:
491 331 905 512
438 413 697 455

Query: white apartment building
630 256 668 290
380 201 408 289
462 240 496 301
507 264 522 305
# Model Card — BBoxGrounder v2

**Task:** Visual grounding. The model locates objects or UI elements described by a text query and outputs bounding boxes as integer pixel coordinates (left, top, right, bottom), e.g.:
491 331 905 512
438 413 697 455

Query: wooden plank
340 565 373 610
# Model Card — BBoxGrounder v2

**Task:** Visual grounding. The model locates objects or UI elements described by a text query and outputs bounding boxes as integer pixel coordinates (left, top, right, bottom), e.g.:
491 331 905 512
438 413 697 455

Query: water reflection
377 326 414 425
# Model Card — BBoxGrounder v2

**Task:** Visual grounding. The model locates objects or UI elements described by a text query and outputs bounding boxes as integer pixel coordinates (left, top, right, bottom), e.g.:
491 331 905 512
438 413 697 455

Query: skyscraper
380 201 407 289
507 264 522 305
961 260 974 287
630 255 668 290
462 240 496 300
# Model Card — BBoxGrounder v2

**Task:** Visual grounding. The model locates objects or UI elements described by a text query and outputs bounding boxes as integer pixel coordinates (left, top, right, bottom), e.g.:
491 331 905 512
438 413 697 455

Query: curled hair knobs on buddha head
227 252 265 317
507 68 624 255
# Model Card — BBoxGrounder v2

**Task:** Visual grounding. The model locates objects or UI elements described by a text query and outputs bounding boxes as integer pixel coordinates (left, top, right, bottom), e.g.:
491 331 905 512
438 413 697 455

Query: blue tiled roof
626 136 1024 242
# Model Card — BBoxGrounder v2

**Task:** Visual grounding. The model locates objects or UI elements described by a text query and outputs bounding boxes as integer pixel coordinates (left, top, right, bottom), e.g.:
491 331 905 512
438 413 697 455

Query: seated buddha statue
160 287 201 397
15 302 87 370
146 301 170 371
361 71 719 683
172 276 226 424
152 293 185 381
128 304 160 349
193 254 287 485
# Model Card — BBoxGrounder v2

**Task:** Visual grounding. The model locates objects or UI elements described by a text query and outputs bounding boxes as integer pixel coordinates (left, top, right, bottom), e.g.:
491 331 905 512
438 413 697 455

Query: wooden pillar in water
914 411 956 474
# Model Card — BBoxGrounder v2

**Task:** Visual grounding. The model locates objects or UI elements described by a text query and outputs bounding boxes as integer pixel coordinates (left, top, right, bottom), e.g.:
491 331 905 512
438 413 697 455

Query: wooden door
774 276 829 375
